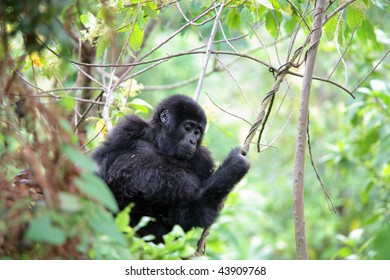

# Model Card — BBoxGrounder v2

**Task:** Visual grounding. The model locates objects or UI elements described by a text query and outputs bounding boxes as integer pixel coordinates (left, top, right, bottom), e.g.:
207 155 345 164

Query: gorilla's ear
160 110 169 123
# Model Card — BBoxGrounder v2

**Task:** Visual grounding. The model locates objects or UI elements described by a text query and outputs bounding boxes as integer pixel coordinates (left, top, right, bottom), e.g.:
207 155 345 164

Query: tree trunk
293 0 326 260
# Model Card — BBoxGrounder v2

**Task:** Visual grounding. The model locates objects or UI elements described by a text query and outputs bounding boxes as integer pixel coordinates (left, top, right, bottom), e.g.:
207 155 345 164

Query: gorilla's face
176 120 204 160
152 95 207 161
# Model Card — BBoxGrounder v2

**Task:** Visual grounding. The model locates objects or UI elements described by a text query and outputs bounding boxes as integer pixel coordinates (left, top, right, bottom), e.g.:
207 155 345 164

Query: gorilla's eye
184 124 192 131
194 129 201 136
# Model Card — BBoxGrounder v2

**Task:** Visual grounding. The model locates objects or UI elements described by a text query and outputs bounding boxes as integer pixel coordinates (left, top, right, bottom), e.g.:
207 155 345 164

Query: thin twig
323 0 356 25
286 0 311 30
205 93 252 126
287 71 355 98
350 49 390 94
328 27 357 79
306 112 337 214
194 0 227 102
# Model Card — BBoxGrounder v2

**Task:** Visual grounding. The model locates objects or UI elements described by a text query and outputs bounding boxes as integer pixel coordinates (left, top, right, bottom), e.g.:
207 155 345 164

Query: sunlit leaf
324 15 338 41
347 6 364 29
95 119 107 137
265 10 280 39
227 8 241 30
129 23 144 52
80 12 96 29
255 0 274 10
58 96 76 111
129 98 153 114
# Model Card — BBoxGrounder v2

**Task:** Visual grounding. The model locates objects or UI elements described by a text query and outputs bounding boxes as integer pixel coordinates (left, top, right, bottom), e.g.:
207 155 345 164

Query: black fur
92 94 249 243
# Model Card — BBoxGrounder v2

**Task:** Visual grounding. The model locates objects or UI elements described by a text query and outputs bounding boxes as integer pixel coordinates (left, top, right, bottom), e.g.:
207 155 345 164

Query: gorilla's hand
223 147 250 177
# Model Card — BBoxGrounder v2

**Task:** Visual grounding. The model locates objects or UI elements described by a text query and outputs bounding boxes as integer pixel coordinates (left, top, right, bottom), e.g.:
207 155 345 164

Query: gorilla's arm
167 147 249 229
202 147 249 202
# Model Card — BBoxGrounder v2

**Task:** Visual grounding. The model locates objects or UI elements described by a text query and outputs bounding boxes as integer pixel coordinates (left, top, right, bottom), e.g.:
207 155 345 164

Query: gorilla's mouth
178 146 195 159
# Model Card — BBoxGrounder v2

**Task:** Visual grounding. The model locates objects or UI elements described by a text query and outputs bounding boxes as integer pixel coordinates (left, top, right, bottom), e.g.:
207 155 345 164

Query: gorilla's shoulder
115 114 148 131
109 115 149 138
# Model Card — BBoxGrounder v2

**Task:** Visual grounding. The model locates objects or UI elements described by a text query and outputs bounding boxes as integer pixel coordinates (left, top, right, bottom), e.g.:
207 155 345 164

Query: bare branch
194 0 227 102
287 71 355 98
205 93 252 126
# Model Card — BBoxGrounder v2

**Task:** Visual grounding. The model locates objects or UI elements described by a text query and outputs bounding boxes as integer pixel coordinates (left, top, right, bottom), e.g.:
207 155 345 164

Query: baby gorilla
92 94 250 243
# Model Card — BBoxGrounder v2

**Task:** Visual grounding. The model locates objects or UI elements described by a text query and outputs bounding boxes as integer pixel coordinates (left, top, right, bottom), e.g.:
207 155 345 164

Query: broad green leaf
129 23 144 52
324 15 338 41
62 145 98 173
265 10 279 39
347 6 364 29
227 8 241 30
129 98 153 114
74 172 119 213
269 0 281 10
26 214 66 245
143 5 159 20
137 9 145 29
357 19 378 46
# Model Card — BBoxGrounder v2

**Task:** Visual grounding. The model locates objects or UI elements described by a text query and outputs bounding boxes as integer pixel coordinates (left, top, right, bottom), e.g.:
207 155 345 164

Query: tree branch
194 0 227 102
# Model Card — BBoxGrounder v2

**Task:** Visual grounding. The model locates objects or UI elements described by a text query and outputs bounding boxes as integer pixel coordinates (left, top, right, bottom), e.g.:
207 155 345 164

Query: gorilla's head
151 94 207 160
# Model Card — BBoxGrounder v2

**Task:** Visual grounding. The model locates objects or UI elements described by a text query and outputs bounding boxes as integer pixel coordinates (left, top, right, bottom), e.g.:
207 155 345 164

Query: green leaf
129 98 153 114
59 192 83 212
115 206 131 231
80 12 96 29
227 8 241 31
347 6 364 29
324 15 338 41
240 7 253 27
96 37 108 58
74 172 119 213
58 96 75 111
62 145 98 173
255 0 274 10
357 19 378 46
88 206 126 246
265 10 280 39
143 5 159 20
129 23 144 52
373 225 390 259
27 214 66 245
137 9 145 29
